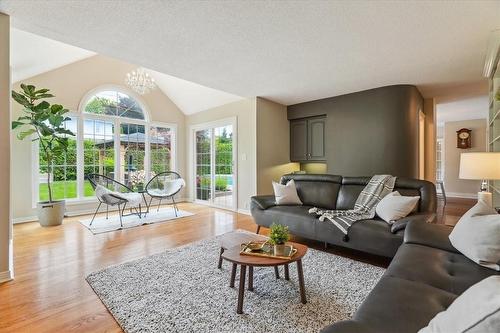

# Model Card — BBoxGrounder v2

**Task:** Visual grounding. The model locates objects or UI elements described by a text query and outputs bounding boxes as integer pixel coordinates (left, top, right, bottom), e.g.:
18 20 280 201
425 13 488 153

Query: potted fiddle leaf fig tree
12 84 75 226
269 223 290 256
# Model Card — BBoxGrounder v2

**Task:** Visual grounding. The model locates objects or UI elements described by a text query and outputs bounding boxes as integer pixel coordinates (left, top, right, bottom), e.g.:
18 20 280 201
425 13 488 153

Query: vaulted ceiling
2 1 499 107
10 28 243 115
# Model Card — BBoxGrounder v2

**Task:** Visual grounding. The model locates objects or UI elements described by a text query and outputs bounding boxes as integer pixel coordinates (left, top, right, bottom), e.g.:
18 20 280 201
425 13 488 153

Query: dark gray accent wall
287 85 423 178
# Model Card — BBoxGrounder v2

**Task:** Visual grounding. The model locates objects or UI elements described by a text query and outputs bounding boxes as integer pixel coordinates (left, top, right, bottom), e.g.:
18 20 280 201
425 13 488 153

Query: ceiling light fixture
125 67 156 95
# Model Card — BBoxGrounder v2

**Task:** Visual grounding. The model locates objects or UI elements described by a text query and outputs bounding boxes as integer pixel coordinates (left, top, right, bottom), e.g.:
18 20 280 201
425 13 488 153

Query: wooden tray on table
239 241 297 259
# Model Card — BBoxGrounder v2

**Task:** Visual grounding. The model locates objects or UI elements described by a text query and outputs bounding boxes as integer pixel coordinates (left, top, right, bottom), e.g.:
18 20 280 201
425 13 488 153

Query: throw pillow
449 200 500 271
419 276 500 333
272 179 303 205
375 191 420 223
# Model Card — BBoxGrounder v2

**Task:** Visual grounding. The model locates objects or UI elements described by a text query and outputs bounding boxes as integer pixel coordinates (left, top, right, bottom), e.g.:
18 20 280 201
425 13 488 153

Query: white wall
256 97 299 194
0 13 12 282
185 98 257 211
10 54 296 220
444 118 487 198
11 55 187 221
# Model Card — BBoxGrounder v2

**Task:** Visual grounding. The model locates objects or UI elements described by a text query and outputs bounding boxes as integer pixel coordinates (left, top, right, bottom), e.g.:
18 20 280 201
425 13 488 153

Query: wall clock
456 128 472 149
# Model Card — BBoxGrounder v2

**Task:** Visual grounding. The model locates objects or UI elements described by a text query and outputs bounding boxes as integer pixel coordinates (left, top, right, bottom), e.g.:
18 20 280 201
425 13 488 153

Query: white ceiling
10 28 243 114
10 28 95 82
2 1 499 106
144 69 243 115
436 96 489 127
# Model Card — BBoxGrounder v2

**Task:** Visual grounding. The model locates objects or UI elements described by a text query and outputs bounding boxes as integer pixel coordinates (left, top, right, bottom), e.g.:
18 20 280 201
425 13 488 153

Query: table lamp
459 152 500 207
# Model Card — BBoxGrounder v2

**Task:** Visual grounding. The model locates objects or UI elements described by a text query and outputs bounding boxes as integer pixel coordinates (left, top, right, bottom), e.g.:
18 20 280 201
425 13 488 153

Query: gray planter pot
37 200 65 226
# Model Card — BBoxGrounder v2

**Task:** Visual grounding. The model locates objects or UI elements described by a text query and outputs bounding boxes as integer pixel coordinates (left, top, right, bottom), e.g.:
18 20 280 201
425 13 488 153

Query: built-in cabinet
290 116 326 162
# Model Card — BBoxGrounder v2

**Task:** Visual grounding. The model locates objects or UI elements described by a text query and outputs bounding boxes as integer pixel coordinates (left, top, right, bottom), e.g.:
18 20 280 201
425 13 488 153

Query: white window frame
31 86 177 207
436 137 444 183
188 116 238 212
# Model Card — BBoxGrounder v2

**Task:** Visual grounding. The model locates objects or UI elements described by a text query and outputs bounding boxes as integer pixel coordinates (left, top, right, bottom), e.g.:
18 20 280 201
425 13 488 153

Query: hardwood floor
0 199 474 332
0 203 257 333
436 197 475 226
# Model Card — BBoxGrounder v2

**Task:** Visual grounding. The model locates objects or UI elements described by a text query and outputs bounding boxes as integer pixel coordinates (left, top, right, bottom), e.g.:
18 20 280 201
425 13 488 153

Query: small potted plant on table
269 223 289 256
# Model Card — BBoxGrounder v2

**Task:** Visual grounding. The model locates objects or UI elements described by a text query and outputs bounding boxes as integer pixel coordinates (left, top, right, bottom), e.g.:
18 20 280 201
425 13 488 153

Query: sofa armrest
390 213 436 234
404 220 459 253
320 321 377 333
250 195 276 210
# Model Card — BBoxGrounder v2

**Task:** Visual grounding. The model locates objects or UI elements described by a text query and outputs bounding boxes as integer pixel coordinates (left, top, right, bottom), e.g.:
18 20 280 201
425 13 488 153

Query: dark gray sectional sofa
251 173 498 332
251 174 437 258
322 221 500 333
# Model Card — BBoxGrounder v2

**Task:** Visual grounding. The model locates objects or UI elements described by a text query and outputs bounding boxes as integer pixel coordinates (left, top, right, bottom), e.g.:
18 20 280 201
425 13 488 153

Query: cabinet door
307 117 326 161
290 119 308 161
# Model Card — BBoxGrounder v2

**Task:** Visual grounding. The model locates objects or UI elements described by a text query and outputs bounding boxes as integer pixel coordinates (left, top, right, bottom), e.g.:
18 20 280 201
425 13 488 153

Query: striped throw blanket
309 175 396 240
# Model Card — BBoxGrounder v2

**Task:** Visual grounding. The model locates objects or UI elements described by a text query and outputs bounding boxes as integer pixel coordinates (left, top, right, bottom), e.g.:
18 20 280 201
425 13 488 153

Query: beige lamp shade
459 152 500 180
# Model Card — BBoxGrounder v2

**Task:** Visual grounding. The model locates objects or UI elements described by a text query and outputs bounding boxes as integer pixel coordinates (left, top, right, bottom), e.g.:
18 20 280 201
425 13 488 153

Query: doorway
191 117 237 211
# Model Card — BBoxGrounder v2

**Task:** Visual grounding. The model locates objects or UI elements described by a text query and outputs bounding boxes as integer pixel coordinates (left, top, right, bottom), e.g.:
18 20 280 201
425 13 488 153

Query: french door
192 118 237 211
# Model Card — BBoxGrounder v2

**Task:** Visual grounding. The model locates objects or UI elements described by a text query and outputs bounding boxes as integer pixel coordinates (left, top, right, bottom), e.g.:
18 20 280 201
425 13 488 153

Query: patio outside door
193 119 236 211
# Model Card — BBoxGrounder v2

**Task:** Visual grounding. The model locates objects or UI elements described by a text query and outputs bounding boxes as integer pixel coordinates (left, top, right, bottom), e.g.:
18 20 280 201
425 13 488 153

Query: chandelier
125 68 156 95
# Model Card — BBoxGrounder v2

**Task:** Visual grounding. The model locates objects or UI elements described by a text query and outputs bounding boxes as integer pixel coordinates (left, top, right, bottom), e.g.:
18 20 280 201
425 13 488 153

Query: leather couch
251 174 437 258
321 221 500 333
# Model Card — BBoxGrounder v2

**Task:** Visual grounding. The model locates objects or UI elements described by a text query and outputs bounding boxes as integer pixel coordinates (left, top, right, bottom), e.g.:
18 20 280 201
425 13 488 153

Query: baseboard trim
237 209 251 216
12 198 191 224
0 270 13 283
446 192 478 199
13 216 38 224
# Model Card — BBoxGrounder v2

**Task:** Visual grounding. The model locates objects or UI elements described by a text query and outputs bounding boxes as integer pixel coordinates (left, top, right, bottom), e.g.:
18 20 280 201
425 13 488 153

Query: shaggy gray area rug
87 234 384 333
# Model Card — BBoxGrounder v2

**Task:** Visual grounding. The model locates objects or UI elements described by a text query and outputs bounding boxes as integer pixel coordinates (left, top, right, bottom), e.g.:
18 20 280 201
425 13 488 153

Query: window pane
150 126 172 176
39 117 78 201
83 119 115 197
195 129 211 201
121 123 146 190
83 90 145 120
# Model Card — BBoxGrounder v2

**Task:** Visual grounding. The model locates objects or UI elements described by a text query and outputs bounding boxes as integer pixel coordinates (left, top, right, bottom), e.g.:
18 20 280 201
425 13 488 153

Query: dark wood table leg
237 265 247 314
284 264 290 280
218 247 225 269
248 266 254 291
297 259 307 304
229 263 237 287
274 266 280 279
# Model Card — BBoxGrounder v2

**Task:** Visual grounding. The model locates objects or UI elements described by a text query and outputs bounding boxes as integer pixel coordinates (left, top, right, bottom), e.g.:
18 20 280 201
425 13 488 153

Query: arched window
34 86 176 203
83 90 146 120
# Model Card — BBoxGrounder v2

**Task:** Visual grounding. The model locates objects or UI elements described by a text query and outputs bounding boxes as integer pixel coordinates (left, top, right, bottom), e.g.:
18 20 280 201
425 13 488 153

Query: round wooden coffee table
221 242 308 314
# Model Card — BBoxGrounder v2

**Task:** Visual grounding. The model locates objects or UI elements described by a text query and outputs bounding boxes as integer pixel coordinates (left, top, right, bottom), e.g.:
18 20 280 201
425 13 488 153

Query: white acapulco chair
144 171 186 216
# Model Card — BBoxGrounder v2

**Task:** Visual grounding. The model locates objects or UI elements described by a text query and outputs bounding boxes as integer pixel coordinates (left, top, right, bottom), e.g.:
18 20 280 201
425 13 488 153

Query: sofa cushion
336 184 365 210
251 205 318 238
280 174 342 210
419 276 500 333
349 275 456 333
315 218 404 258
386 243 498 295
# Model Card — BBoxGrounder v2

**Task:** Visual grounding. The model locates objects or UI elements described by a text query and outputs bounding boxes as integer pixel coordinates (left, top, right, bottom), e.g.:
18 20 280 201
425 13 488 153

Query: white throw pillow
375 191 420 223
272 179 302 205
449 200 500 271
419 276 500 333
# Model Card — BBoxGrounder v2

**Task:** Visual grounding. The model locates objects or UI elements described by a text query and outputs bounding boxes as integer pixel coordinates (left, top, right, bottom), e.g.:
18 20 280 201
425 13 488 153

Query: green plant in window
215 177 228 191
11 84 75 203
